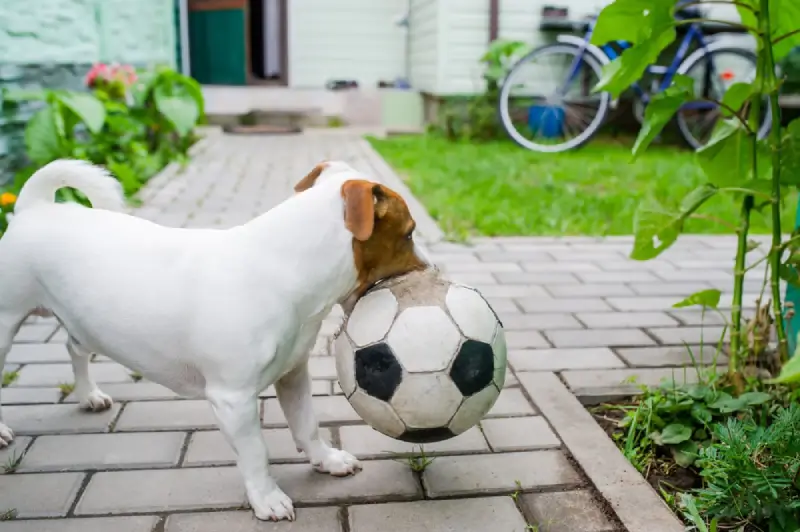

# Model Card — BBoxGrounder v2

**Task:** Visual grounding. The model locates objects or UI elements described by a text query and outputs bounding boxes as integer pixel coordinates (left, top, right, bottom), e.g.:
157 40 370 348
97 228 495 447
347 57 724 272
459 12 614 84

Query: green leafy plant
57 382 75 400
592 0 800 386
1 63 204 205
689 404 800 530
1 370 19 388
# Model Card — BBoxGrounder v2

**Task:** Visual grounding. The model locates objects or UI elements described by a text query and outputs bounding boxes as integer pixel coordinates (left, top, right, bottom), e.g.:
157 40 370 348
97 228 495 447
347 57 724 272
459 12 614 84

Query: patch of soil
590 403 702 496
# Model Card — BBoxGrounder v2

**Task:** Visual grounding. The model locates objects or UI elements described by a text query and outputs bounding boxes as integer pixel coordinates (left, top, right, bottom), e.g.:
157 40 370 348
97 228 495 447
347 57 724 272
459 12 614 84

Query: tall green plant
590 0 800 384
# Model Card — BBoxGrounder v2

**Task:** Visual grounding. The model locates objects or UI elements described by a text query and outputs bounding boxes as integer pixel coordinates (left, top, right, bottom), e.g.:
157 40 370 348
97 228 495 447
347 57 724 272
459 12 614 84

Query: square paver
615 345 726 367
115 400 216 431
504 331 551 349
647 326 727 345
546 284 633 297
18 432 185 472
339 425 489 458
509 348 625 371
606 297 680 311
481 417 560 451
576 312 679 328
12 363 132 387
184 428 333 465
521 490 615 532
561 367 721 403
12 325 58 343
545 329 655 348
0 472 84 517
0 516 159 532
421 450 581 498
271 460 422 504
262 396 361 427
630 282 711 296
0 436 31 469
64 381 180 402
3 403 120 435
6 344 69 364
498 314 583 330
1 387 61 405
349 497 529 532
77 461 421 514
166 508 341 532
259 380 333 399
75 467 245 514
517 298 612 313
486 388 537 417
468 284 549 298
494 272 581 285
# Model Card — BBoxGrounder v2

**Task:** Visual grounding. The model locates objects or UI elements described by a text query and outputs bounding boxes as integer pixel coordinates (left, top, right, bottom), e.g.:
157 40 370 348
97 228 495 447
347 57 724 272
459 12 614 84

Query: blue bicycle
498 7 772 153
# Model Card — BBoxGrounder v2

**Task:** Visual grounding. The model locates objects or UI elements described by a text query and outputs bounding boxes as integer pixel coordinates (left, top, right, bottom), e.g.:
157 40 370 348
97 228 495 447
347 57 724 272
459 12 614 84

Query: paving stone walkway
0 129 761 532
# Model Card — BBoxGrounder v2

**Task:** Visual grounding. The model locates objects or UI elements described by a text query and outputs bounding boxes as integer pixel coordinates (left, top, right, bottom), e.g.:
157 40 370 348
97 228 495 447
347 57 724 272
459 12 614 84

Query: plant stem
730 194 753 377
760 0 789 363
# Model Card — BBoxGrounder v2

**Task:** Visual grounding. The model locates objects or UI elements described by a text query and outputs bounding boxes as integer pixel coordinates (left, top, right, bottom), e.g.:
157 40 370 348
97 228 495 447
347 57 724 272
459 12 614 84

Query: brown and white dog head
295 161 429 306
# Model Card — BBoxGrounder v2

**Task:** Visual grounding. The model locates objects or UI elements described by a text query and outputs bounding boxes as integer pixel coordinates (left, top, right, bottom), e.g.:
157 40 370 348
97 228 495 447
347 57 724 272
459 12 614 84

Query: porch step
206 107 324 130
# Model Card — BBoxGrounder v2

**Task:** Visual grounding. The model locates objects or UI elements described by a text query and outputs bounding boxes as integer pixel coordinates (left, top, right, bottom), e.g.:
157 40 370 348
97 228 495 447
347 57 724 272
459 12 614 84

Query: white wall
287 0 409 89
424 0 747 96
408 0 440 93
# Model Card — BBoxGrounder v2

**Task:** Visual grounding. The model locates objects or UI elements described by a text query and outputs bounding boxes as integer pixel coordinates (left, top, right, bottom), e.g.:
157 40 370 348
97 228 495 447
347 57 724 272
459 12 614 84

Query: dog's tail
14 159 126 214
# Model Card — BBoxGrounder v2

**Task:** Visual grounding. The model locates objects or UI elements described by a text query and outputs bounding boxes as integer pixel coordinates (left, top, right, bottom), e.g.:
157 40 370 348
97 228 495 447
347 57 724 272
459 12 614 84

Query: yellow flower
0 192 16 208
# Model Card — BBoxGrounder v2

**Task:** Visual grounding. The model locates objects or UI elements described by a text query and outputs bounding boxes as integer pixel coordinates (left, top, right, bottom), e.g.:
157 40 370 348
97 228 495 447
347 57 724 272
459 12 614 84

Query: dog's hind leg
66 338 113 411
0 310 27 447
275 361 362 476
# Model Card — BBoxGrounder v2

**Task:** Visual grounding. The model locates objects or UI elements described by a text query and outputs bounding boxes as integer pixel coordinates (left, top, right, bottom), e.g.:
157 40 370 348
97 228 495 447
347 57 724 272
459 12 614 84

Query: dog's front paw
79 389 113 412
0 422 14 448
312 448 362 477
250 487 295 521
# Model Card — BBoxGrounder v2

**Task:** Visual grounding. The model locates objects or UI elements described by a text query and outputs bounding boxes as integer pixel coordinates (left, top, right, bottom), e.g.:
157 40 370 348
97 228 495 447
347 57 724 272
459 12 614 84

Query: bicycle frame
559 18 716 111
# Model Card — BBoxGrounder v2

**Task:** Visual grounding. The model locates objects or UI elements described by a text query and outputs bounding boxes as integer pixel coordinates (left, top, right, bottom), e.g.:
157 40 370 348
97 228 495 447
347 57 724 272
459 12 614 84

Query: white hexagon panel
390 372 463 430
349 388 406 438
445 285 499 343
346 288 398 347
386 306 462 373
448 383 500 436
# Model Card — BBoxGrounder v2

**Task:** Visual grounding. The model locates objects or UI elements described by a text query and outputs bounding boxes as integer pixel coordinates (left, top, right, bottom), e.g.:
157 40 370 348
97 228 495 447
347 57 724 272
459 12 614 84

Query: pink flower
85 63 110 87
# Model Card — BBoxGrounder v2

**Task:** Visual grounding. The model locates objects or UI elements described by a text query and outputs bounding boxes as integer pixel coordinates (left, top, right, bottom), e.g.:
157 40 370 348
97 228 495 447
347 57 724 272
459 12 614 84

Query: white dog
0 159 427 521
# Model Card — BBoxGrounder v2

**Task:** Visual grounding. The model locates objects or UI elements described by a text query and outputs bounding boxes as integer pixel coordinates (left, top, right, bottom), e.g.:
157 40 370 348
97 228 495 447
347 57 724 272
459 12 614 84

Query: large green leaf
631 184 718 260
590 0 653 45
632 74 694 157
771 0 800 61
153 85 199 137
56 91 106 134
720 82 753 117
673 288 722 309
780 118 800 184
697 119 771 185
24 106 63 165
595 25 677 97
771 347 800 383
660 423 692 444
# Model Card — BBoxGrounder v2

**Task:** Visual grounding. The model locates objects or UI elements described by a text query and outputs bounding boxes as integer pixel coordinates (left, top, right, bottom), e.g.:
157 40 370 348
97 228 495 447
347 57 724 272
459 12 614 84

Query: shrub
0 63 205 205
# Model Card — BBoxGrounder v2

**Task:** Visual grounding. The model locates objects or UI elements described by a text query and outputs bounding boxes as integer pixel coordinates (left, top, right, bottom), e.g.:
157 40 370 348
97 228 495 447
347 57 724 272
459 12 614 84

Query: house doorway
247 0 288 85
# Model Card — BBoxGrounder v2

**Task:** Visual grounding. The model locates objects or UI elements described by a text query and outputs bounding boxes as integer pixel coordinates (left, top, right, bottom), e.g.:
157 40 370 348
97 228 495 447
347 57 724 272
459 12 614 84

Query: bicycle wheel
676 47 771 150
498 43 611 153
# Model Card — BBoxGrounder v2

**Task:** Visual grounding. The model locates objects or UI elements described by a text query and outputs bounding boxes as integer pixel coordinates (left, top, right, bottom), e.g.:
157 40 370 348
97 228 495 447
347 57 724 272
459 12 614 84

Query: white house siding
408 0 440 93
426 0 747 96
287 0 409 89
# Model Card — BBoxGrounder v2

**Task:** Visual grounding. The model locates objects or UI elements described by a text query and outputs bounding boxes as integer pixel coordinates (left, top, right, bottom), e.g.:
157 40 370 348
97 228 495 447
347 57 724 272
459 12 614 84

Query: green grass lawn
368 134 798 238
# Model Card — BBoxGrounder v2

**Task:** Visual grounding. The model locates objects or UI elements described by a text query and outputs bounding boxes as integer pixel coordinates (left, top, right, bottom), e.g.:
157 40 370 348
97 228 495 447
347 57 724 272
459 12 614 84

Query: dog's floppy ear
294 162 329 193
341 180 384 241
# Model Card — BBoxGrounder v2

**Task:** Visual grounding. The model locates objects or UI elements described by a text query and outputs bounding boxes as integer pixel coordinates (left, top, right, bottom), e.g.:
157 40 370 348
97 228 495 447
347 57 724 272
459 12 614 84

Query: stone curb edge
355 136 445 245
517 372 685 532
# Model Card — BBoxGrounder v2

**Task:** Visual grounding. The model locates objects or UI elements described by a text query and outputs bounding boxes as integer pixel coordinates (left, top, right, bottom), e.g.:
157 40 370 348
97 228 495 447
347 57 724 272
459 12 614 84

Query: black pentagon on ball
449 339 495 397
397 427 455 444
354 342 404 402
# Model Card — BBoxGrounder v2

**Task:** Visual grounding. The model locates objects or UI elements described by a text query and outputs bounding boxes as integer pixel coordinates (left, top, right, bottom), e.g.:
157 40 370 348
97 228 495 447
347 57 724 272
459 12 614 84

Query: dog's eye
405 231 413 240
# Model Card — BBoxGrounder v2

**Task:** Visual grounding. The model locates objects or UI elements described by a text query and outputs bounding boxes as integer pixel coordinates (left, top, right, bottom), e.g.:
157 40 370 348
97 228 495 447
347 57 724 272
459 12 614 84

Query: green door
188 0 247 85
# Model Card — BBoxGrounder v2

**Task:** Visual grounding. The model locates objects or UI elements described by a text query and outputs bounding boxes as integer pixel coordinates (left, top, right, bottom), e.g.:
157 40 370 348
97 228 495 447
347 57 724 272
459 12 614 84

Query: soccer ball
333 268 507 443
